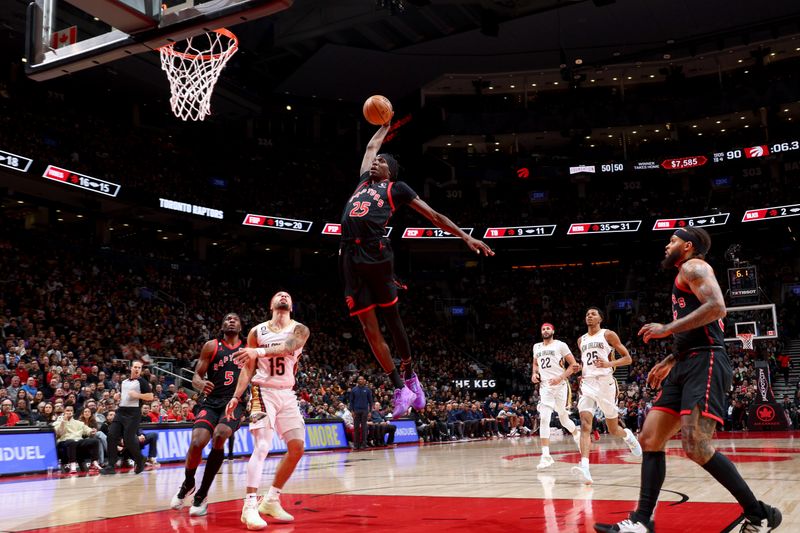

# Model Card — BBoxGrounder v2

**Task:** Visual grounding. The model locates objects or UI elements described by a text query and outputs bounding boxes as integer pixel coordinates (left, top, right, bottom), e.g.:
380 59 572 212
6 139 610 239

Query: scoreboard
483 225 556 239
742 204 800 222
567 220 642 235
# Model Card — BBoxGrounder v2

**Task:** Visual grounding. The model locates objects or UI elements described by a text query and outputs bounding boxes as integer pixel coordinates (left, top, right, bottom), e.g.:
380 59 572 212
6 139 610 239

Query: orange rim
159 28 238 61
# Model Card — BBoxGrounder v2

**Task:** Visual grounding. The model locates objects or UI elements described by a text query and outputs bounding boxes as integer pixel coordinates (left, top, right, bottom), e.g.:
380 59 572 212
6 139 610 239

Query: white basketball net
159 28 238 121
738 333 755 351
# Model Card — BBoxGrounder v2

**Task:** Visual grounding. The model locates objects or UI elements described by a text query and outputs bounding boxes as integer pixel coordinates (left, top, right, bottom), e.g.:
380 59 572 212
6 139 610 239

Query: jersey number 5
349 201 371 218
267 357 286 376
223 371 234 385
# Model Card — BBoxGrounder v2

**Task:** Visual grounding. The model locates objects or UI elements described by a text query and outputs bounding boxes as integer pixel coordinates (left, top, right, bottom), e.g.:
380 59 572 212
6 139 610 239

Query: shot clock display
728 266 759 298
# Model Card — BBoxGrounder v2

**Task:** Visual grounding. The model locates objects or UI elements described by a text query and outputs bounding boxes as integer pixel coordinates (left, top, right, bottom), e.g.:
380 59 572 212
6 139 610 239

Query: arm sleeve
138 377 152 394
389 181 418 208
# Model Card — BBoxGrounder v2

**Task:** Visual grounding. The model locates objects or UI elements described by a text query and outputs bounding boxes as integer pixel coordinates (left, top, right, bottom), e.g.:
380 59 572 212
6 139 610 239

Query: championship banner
746 361 788 430
141 420 348 463
0 429 59 475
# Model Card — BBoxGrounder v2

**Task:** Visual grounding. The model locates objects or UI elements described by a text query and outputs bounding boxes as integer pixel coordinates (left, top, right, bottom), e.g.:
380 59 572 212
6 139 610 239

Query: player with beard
227 291 310 530
594 227 781 533
339 122 494 418
170 313 245 516
572 307 642 485
532 322 582 470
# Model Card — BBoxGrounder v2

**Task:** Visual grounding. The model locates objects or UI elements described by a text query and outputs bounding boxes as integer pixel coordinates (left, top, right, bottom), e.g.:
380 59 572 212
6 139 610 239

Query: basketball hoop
158 28 238 121
737 333 755 351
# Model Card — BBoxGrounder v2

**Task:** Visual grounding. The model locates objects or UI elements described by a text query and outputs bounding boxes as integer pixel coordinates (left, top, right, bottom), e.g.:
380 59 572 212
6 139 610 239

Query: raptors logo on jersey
579 329 615 378
532 340 571 383
339 173 417 263
252 320 305 389
205 339 243 403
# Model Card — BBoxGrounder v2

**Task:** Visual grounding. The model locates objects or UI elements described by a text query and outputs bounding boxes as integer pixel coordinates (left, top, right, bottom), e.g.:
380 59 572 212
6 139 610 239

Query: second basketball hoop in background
363 95 394 125
159 28 239 121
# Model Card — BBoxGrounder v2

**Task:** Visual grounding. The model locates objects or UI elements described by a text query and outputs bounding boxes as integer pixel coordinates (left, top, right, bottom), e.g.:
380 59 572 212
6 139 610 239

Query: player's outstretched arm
232 324 310 366
360 123 391 176
192 339 217 396
408 197 494 256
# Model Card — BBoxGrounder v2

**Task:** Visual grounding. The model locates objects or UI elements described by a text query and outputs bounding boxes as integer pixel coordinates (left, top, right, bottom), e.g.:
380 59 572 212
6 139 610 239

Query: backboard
25 0 292 81
723 303 779 343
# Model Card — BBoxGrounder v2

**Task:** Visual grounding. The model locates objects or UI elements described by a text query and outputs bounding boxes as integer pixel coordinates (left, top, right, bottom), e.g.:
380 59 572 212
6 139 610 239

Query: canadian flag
50 26 77 50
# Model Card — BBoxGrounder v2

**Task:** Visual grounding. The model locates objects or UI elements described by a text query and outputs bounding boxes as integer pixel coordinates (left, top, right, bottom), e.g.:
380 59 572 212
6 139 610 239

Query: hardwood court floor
3 431 798 533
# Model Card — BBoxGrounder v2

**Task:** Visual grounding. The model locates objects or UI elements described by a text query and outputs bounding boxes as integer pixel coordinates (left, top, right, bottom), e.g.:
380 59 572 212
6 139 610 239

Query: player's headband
377 153 398 179
541 322 555 330
673 228 708 254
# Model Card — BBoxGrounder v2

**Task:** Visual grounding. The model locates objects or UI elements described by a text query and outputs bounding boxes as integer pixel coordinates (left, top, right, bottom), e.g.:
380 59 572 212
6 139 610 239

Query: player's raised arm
408 197 494 257
599 330 632 368
360 123 392 176
192 339 217 396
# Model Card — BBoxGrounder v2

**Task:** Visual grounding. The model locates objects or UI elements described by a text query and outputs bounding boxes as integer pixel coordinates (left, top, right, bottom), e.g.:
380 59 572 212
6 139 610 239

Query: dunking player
226 291 310 530
572 307 641 484
532 322 582 470
170 313 244 516
595 228 781 533
340 122 494 417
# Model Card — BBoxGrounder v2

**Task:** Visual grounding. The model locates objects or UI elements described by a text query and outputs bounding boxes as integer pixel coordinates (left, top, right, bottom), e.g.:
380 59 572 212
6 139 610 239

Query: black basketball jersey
340 173 417 262
671 273 726 354
206 339 243 403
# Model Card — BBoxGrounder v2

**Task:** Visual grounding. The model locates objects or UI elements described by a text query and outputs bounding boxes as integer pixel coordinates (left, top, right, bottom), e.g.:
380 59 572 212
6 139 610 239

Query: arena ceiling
2 0 800 108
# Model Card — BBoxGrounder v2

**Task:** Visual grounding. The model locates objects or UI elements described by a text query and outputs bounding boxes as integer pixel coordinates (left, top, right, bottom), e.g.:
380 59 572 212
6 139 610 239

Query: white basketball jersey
532 339 571 383
579 329 614 378
251 319 303 389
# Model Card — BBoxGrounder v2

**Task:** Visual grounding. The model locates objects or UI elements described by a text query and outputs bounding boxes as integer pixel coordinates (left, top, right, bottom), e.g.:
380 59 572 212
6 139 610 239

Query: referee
101 360 154 475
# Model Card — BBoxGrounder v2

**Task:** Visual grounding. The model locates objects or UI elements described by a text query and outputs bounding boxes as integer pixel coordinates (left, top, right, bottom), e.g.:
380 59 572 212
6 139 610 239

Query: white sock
267 486 282 501
245 493 258 506
581 457 589 468
542 446 550 456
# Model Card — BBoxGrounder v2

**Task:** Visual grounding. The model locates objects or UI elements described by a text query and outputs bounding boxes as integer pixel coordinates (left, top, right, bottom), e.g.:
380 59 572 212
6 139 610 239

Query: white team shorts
577 375 619 419
249 386 305 438
538 382 569 412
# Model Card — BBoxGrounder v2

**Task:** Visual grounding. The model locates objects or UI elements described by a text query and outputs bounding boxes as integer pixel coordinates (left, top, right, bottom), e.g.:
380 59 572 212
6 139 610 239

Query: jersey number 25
349 201 371 217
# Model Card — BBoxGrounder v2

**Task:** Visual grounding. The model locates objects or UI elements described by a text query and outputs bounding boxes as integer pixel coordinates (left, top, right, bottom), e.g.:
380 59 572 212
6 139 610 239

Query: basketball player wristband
256 348 267 357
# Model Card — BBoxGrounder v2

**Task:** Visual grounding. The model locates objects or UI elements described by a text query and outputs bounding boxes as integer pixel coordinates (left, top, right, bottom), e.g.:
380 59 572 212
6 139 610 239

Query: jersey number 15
266 356 286 376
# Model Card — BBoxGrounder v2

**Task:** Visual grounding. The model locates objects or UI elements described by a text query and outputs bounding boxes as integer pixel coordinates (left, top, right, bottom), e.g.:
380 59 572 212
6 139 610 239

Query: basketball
363 95 394 125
